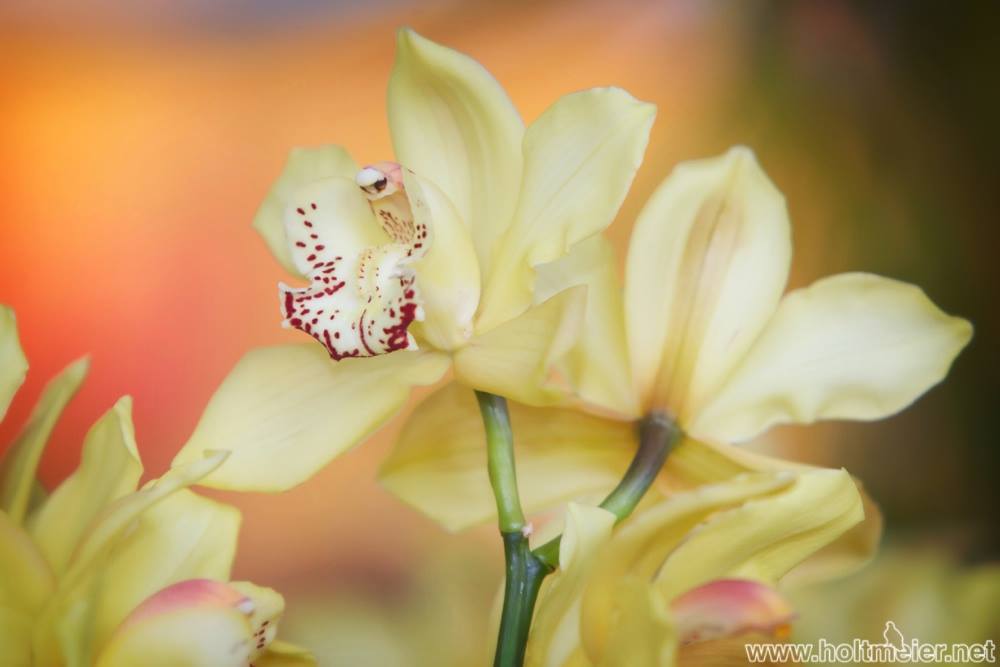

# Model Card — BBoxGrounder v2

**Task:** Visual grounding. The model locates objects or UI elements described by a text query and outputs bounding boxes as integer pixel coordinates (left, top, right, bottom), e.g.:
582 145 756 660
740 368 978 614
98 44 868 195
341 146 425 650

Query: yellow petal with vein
388 28 524 273
28 396 143 575
654 469 864 600
454 287 585 407
478 88 655 333
404 169 481 351
624 147 790 418
689 272 973 443
173 346 448 491
535 236 638 417
664 438 882 588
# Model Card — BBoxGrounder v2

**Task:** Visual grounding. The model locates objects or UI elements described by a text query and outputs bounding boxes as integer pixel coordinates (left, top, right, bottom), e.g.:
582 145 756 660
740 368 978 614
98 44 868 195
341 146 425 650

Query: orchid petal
0 509 54 614
63 451 229 586
0 357 88 524
28 396 143 575
526 503 616 667
454 287 586 407
624 147 791 418
173 345 449 491
689 273 973 443
388 28 524 273
0 305 28 422
380 384 633 532
403 169 481 350
580 473 794 658
535 236 639 417
654 469 864 601
253 146 359 276
477 88 655 333
664 438 882 588
94 579 279 667
670 579 794 645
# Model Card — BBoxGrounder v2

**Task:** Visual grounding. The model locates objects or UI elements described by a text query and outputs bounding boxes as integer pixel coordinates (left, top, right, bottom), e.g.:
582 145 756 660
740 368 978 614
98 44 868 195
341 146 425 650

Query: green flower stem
475 391 527 533
475 391 679 667
533 412 680 570
475 390 541 667
493 530 546 667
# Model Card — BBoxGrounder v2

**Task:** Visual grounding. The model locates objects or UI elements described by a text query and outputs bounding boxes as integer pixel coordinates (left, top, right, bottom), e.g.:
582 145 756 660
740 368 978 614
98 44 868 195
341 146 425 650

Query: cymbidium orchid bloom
380 147 970 564
0 306 312 667
524 469 865 666
172 28 655 491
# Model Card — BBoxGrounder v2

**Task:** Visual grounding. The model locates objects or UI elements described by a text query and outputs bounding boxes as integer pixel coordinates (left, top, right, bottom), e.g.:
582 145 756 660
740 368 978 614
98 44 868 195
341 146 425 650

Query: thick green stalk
476 390 542 667
493 531 546 667
475 391 526 533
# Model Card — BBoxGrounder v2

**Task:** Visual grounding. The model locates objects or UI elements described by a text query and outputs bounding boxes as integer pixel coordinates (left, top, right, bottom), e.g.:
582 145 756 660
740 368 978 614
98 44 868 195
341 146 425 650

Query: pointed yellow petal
624 147 791 418
535 236 639 417
454 287 586 406
255 641 317 667
94 580 264 667
0 357 89 523
403 169 481 351
388 28 524 272
526 503 616 667
380 384 633 531
0 305 28 422
64 451 229 587
664 438 882 586
670 579 794 644
654 469 864 600
580 473 794 659
173 345 449 491
689 273 973 443
478 88 655 333
253 145 359 276
0 509 54 614
28 396 143 575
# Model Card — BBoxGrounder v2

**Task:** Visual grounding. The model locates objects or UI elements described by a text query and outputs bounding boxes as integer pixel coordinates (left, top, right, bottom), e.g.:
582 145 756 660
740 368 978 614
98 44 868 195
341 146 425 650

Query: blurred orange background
2 1 996 662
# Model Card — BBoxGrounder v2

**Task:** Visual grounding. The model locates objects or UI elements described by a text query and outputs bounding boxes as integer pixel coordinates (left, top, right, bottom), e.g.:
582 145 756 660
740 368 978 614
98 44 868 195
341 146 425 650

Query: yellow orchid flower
526 469 864 667
172 28 655 492
380 146 969 562
0 306 313 667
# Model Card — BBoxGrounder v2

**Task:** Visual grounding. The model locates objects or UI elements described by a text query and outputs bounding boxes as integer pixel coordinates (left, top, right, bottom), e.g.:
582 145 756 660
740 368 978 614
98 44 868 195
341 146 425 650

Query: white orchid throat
280 161 429 360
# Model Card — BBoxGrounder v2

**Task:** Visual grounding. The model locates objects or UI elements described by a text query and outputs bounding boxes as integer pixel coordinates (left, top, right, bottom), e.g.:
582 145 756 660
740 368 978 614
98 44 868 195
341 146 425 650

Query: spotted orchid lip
280 162 429 360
